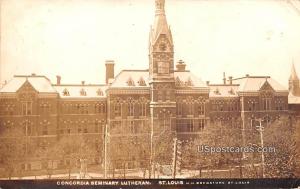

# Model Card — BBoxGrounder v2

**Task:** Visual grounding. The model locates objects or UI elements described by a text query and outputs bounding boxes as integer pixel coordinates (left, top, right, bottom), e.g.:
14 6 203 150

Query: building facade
0 0 292 174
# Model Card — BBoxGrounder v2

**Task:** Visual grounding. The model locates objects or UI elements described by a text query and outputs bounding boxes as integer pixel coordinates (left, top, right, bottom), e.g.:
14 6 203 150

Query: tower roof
149 0 173 45
289 63 299 81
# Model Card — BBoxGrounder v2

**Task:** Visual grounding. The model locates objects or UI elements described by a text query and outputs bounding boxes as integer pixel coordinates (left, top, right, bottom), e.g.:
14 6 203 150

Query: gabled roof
53 85 107 98
0 75 57 93
209 84 239 98
232 76 287 92
110 70 150 88
174 71 208 89
110 69 208 89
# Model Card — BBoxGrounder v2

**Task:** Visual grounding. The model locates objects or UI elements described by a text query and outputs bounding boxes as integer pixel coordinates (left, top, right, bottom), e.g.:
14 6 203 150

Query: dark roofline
52 84 107 87
209 84 240 86
232 76 271 80
174 70 190 72
122 69 149 72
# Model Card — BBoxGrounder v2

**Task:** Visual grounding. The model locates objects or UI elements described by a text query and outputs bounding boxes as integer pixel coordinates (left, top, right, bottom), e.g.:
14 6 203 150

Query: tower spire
290 63 299 81
150 0 172 46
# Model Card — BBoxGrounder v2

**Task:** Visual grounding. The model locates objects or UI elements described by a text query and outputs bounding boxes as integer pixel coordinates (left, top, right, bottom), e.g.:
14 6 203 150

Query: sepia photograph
0 0 299 188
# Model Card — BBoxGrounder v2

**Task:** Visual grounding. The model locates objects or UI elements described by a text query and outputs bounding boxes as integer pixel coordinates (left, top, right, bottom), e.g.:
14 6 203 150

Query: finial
155 0 165 15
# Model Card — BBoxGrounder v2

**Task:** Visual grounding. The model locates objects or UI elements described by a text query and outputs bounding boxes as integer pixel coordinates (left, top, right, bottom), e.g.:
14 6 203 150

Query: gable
17 80 37 93
259 80 274 92
153 34 173 52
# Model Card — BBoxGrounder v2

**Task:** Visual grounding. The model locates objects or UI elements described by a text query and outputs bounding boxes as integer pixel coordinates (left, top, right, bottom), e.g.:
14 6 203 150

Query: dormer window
175 77 182 87
80 88 87 96
63 88 70 96
228 88 235 95
185 77 193 86
138 77 146 86
96 89 103 96
127 77 135 86
214 88 221 95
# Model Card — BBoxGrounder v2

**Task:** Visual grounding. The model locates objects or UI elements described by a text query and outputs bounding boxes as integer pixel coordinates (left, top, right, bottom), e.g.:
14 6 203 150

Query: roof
289 63 299 81
288 92 300 104
232 76 287 92
110 69 208 89
110 70 150 88
0 75 57 93
209 85 239 98
174 71 208 89
54 85 108 98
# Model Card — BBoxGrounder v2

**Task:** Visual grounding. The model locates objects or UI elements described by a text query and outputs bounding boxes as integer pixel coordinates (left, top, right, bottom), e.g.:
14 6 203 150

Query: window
22 102 32 115
22 120 32 136
199 119 205 131
138 77 146 86
40 103 51 114
129 121 135 134
63 88 70 96
197 103 205 115
96 89 103 96
275 99 284 111
128 98 134 117
158 61 169 74
177 102 182 115
186 97 194 115
114 100 122 117
262 98 272 111
42 124 48 135
78 125 82 133
185 77 193 86
248 100 256 111
95 120 104 133
157 90 163 101
66 125 71 134
187 119 194 132
139 98 147 117
83 125 88 133
127 77 135 86
80 88 86 96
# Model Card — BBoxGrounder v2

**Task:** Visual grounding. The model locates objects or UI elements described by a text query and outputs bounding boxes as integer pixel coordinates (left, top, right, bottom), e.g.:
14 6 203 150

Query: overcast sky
1 0 300 87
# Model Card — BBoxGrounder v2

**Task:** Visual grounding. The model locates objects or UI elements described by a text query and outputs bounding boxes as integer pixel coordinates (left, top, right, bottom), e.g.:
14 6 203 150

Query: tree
181 119 244 178
263 116 298 178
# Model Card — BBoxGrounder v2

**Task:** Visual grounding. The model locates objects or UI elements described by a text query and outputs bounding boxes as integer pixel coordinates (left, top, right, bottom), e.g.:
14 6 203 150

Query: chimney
223 72 226 84
105 60 115 84
206 81 210 86
246 74 250 77
176 60 186 72
31 73 36 76
81 81 85 85
228 76 233 85
56 75 61 85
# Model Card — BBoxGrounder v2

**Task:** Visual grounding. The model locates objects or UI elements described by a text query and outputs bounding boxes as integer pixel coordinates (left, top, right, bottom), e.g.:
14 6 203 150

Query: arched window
21 120 33 136
114 98 122 117
139 97 147 117
186 97 194 115
127 98 135 117
176 97 183 116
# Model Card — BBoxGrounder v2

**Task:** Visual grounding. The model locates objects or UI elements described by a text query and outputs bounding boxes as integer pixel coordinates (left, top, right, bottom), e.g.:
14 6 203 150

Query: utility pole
255 118 265 178
172 138 177 179
104 123 108 179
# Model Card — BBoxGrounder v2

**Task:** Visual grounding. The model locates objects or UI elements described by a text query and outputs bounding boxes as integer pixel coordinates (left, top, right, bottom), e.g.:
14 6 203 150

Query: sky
1 0 300 87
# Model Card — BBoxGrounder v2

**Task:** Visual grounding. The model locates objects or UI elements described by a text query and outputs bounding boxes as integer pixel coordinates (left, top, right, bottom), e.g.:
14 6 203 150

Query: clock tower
149 0 176 134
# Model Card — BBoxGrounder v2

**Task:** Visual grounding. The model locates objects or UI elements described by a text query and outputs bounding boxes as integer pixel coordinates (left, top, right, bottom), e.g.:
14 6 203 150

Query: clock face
159 43 166 51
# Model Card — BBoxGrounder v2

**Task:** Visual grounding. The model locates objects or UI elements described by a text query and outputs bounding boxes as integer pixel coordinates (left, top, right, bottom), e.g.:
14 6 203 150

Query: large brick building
0 0 292 174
